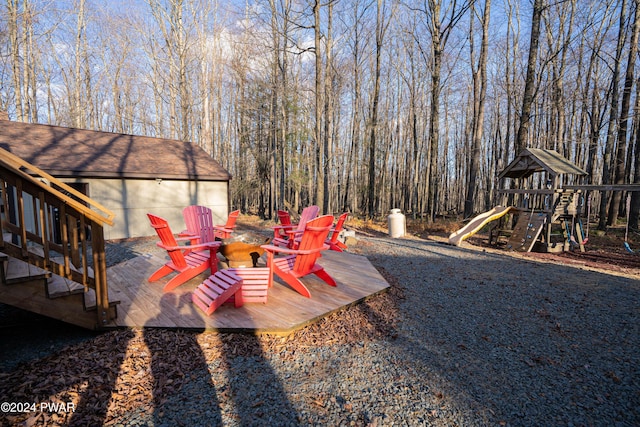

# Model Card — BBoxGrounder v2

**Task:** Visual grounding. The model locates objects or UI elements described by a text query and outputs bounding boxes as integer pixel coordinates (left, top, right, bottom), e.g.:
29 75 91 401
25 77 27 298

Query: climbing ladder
506 211 547 252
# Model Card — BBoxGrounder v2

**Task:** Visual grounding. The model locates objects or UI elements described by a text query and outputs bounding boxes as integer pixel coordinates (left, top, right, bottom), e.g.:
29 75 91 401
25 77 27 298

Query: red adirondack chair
180 205 216 245
277 210 292 226
272 210 293 241
147 213 221 292
262 214 336 298
272 210 290 236
214 210 240 239
272 205 320 248
327 212 349 252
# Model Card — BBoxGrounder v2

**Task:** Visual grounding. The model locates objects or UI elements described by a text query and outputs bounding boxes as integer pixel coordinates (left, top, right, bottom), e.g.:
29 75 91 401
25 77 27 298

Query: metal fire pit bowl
219 232 271 267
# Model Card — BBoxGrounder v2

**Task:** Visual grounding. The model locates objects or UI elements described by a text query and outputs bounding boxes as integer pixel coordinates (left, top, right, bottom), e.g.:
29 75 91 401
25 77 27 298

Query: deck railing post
91 223 110 327
0 149 116 329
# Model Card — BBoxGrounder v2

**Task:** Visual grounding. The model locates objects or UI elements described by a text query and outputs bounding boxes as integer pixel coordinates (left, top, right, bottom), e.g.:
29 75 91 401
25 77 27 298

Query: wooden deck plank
105 250 389 334
111 255 187 328
0 249 388 333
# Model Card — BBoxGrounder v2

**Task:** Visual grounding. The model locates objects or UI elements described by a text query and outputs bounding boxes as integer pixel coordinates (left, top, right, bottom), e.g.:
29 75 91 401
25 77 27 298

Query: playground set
449 148 590 253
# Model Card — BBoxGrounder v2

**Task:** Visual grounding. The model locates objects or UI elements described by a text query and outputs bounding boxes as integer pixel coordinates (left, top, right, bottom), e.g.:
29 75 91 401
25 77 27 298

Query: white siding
65 178 229 240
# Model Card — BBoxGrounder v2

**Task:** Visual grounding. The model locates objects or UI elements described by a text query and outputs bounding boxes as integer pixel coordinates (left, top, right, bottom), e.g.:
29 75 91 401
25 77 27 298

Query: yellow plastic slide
448 206 513 246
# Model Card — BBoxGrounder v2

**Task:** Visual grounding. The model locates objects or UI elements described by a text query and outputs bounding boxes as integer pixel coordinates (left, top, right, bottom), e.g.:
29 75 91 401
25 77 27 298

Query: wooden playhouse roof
0 120 231 181
498 148 588 180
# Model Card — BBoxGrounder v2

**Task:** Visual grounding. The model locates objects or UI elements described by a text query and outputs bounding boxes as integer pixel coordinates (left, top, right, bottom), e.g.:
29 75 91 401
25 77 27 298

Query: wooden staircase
0 148 119 329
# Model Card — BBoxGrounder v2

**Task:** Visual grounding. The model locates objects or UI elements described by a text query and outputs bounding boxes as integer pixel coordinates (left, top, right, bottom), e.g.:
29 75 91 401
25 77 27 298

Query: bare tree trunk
176 2 189 141
515 0 544 155
630 81 640 230
608 0 639 225
73 0 86 128
279 0 291 214
545 0 575 157
582 4 613 181
83 13 94 129
323 0 334 214
367 0 387 219
343 0 366 214
501 0 519 202
423 0 471 221
313 1 324 209
268 0 280 219
599 0 627 229
23 0 37 122
8 0 24 121
427 22 441 222
464 0 490 219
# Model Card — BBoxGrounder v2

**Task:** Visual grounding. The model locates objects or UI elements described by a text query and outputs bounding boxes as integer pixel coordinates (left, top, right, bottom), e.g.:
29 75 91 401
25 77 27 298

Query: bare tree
146 0 193 141
413 0 471 221
608 0 640 225
268 0 292 215
581 2 616 182
464 0 490 218
341 0 373 214
7 0 22 120
544 0 575 156
515 0 545 155
630 79 640 230
322 0 334 214
312 0 324 209
7 0 34 122
72 0 87 128
599 0 628 229
366 0 392 218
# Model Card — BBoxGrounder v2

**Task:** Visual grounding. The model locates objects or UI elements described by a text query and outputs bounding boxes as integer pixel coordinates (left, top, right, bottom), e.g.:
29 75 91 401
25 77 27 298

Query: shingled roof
0 120 231 181
498 148 588 180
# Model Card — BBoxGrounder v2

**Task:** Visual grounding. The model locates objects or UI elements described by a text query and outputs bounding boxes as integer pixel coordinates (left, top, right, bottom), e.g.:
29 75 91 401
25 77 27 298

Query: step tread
1 253 50 284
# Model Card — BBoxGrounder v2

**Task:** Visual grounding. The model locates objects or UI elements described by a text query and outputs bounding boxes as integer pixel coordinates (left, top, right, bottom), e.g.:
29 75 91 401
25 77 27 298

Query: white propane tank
387 208 406 238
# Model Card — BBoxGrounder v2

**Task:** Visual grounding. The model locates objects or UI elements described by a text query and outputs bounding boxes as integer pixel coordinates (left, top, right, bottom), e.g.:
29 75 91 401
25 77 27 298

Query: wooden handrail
0 147 114 226
0 148 117 328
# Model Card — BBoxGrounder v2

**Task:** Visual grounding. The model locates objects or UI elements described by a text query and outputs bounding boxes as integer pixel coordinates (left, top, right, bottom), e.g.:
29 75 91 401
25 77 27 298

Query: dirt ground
243 212 640 277
232 214 640 278
346 216 640 278
466 230 640 276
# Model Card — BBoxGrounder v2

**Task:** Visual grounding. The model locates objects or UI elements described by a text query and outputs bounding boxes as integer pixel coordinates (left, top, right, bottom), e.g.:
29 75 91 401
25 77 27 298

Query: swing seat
624 194 636 254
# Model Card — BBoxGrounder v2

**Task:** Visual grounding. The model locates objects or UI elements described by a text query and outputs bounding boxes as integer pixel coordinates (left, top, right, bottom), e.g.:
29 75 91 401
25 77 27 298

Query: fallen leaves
0 263 405 426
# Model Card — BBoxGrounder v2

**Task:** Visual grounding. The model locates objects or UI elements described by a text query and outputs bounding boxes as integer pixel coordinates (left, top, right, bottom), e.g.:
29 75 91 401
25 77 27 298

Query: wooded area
3 0 640 228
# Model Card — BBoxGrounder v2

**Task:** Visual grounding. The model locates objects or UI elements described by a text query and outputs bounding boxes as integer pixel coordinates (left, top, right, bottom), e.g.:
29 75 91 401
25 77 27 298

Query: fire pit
219 232 271 267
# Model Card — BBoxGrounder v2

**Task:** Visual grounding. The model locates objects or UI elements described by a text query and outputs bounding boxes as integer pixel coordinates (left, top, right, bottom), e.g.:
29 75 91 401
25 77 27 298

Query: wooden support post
92 225 111 327
575 221 585 252
560 218 569 251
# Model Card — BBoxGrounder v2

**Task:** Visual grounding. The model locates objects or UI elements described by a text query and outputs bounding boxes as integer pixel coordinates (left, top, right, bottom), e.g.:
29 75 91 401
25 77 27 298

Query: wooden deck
105 250 389 334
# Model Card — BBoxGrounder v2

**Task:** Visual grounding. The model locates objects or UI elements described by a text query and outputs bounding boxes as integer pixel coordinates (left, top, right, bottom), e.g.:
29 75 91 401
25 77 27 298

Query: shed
0 119 231 240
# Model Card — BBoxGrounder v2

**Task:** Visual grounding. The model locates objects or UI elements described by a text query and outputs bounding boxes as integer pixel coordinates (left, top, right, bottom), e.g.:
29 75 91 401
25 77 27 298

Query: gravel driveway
1 235 639 426
352 236 639 426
